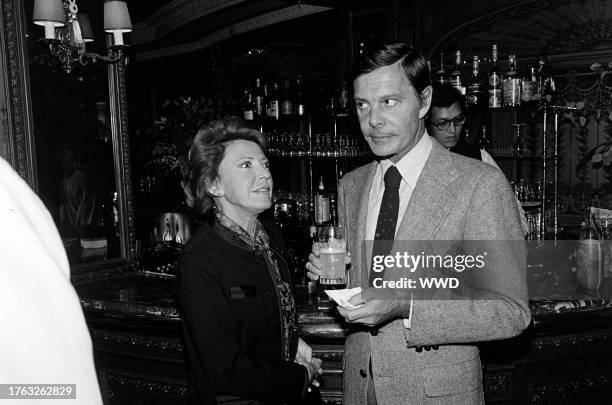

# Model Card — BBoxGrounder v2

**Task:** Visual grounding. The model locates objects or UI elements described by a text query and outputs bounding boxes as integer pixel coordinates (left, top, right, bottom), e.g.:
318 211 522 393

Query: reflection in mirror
25 0 123 267
29 61 120 265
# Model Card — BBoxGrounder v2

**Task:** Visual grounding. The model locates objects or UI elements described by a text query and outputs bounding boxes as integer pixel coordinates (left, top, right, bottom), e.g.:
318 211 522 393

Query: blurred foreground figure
0 157 102 404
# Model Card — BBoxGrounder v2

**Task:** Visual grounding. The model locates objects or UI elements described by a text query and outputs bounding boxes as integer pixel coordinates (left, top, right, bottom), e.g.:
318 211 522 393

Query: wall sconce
33 0 132 73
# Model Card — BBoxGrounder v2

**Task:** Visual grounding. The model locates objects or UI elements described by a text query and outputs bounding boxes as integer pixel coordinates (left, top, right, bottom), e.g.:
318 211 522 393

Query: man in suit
306 43 531 404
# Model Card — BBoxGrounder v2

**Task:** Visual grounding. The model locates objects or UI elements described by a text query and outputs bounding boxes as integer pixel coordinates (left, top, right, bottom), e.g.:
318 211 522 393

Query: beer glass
317 226 346 286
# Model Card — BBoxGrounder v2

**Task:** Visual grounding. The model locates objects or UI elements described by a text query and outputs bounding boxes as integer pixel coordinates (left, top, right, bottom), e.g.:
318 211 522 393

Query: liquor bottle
450 50 465 95
503 54 521 107
268 81 280 121
314 177 331 226
338 81 350 116
329 193 338 226
254 78 265 122
295 76 307 134
242 89 254 122
537 56 556 100
296 75 306 118
466 56 486 111
281 79 293 117
576 209 602 290
477 125 490 152
435 52 448 84
488 44 502 109
521 66 538 102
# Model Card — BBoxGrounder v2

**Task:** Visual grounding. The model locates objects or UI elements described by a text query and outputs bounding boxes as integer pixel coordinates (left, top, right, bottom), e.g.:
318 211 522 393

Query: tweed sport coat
340 139 531 405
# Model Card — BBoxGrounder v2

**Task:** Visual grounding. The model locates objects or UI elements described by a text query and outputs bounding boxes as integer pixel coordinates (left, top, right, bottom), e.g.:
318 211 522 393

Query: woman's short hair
182 116 266 217
351 42 431 95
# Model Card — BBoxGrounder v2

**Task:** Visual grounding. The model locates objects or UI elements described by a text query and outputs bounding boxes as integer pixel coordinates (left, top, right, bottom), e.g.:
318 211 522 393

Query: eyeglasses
428 115 466 131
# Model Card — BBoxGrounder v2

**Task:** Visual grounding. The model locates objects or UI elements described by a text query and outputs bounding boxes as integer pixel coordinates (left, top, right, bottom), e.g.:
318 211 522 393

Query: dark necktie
369 165 402 286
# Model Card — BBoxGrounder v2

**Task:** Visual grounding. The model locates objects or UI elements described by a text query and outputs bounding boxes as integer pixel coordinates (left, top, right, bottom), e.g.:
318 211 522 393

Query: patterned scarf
215 210 298 362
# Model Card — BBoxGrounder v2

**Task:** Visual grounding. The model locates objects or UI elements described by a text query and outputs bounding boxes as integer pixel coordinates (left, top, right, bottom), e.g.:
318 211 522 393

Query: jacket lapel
344 162 377 289
395 142 458 242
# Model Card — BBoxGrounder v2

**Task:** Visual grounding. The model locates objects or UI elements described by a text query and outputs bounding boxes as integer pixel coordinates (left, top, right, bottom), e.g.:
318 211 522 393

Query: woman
178 117 322 404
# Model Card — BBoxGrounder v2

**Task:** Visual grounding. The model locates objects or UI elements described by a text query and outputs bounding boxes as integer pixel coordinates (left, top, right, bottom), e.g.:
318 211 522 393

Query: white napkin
325 287 364 309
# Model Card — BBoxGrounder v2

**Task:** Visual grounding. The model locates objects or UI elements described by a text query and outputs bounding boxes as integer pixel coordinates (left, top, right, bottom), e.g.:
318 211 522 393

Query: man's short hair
351 42 430 94
430 82 464 109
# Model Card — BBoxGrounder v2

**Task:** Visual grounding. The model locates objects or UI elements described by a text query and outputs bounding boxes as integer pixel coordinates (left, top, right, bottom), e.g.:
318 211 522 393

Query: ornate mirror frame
0 0 136 279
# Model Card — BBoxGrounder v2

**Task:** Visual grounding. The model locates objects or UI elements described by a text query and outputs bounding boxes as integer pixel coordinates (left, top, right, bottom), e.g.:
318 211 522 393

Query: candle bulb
113 31 124 46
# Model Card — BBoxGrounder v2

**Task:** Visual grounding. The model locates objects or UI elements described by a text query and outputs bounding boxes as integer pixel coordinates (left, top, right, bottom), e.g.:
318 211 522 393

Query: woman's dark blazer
177 216 307 404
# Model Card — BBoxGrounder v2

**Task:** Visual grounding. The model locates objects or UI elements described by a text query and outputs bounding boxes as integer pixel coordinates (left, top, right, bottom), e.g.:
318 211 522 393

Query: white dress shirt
365 133 433 328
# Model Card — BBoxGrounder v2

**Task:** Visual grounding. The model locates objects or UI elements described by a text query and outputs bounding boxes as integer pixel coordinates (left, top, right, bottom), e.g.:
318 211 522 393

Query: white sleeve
0 158 103 404
480 149 501 170
480 150 529 235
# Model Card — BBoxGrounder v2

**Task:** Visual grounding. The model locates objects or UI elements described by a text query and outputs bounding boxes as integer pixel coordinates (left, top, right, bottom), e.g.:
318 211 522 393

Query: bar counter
76 260 612 404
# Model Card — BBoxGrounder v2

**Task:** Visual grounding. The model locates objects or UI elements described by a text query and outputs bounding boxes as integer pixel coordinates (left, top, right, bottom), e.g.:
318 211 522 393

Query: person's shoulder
340 160 376 188
447 150 511 195
182 219 219 254
448 149 498 176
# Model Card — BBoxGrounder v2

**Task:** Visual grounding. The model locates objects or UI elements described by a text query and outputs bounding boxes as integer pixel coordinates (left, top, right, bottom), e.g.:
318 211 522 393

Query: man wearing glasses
427 82 527 233
426 82 499 165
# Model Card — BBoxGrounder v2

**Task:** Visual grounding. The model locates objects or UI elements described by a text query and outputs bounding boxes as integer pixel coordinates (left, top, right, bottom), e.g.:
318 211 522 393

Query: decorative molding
92 329 184 352
313 351 343 362
533 329 612 351
545 22 612 55
531 374 610 403
104 371 190 397
108 53 136 264
427 0 591 59
135 5 332 62
71 260 133 285
132 0 249 44
0 0 37 188
485 372 511 398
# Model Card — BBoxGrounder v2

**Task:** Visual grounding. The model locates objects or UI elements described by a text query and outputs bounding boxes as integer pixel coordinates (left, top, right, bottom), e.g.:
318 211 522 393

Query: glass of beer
316 226 346 308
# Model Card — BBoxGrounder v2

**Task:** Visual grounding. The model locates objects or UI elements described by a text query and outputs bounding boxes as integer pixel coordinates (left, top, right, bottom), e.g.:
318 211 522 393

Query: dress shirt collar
378 131 432 189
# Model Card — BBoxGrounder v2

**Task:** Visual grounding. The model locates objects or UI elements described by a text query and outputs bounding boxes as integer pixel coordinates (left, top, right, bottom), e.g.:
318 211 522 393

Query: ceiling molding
134 4 332 62
545 22 612 55
427 0 584 58
130 0 250 45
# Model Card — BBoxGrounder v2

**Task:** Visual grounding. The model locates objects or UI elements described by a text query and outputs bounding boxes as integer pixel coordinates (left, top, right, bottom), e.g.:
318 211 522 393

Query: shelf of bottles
433 45 556 154
267 130 369 158
433 46 556 114
434 45 563 239
242 76 359 247
242 76 369 159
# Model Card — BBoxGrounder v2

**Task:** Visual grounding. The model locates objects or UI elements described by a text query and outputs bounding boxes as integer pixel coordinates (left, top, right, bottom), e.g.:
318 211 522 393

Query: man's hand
295 338 322 388
296 338 312 362
305 242 350 281
296 356 323 387
337 287 411 327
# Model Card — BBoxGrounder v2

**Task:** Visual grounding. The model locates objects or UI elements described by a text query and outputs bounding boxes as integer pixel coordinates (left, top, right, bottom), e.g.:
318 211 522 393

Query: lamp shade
77 13 94 42
33 0 65 26
103 1 132 33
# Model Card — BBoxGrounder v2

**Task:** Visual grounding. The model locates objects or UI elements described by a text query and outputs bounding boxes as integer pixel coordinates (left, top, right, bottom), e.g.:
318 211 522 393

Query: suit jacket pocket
228 285 257 299
423 356 481 398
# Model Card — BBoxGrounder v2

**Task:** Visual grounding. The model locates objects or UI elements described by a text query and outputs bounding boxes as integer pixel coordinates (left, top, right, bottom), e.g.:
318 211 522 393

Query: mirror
0 0 135 274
